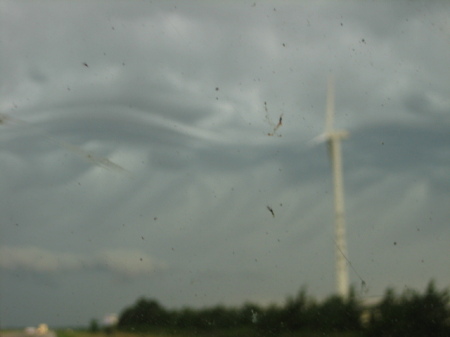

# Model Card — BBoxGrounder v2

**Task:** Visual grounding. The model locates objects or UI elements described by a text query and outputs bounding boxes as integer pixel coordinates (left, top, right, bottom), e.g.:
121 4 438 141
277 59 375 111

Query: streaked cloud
0 246 166 277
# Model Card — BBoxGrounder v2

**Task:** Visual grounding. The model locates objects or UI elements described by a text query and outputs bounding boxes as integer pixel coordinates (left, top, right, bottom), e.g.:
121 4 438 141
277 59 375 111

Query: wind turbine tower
322 76 350 298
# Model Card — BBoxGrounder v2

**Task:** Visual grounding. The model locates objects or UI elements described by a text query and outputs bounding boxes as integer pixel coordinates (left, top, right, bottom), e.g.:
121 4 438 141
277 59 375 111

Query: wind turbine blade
308 132 327 146
1 112 127 173
325 75 335 133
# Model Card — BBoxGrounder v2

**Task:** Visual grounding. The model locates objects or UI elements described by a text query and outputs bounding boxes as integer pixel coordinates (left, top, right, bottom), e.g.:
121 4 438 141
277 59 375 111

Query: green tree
280 287 311 331
89 319 99 333
367 281 450 337
237 303 263 327
258 304 284 333
117 297 168 330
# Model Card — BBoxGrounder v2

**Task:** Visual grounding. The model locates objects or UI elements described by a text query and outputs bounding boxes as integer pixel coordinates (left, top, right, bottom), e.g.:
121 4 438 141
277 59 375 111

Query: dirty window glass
1 0 449 334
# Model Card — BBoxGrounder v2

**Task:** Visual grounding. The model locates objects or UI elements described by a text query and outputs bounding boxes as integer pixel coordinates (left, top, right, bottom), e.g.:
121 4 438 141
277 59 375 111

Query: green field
55 329 364 337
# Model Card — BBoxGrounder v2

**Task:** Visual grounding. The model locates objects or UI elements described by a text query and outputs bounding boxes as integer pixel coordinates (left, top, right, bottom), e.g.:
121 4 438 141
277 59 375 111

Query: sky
1 0 450 329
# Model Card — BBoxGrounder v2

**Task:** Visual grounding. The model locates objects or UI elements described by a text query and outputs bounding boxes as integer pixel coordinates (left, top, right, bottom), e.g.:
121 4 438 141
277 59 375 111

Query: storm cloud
1 0 449 328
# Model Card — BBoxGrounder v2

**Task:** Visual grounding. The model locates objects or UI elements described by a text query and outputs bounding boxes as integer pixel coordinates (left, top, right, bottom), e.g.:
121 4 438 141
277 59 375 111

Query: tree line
113 281 449 337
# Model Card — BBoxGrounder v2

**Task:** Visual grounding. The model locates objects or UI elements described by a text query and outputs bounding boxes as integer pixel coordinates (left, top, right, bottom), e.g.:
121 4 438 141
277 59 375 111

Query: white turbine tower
314 76 350 298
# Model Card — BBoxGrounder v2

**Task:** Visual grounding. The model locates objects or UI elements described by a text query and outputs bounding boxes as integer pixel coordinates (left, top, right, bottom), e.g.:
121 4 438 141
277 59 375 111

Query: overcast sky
1 0 449 329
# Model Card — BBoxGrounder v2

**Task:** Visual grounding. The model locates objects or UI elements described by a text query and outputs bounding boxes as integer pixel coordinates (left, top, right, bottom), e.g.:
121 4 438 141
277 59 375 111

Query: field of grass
55 329 365 337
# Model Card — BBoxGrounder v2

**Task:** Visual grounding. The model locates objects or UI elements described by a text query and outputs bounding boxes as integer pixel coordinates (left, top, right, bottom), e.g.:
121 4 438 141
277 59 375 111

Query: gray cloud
0 246 166 278
1 0 449 328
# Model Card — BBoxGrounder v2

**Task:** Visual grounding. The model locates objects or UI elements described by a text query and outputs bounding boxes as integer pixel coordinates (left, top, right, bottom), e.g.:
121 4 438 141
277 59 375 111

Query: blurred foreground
2 281 448 337
100 281 449 337
55 329 361 337
1 326 56 337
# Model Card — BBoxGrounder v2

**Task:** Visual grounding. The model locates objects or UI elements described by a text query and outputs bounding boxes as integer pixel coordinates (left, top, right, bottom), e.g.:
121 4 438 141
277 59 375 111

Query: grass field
55 329 365 337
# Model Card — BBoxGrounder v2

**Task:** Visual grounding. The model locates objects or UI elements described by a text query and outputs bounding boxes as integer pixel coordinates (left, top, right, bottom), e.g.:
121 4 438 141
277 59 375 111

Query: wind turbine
314 76 350 298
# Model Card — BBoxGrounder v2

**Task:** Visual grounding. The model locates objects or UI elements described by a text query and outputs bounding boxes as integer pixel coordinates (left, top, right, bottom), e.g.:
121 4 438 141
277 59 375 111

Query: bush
367 281 450 337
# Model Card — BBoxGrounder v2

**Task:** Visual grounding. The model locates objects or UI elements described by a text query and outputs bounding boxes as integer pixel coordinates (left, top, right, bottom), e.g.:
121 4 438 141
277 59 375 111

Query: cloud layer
0 246 166 278
1 0 449 329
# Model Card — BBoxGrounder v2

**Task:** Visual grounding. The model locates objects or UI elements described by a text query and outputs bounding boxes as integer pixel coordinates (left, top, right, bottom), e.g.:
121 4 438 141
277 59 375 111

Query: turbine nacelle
327 130 350 142
309 130 349 146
